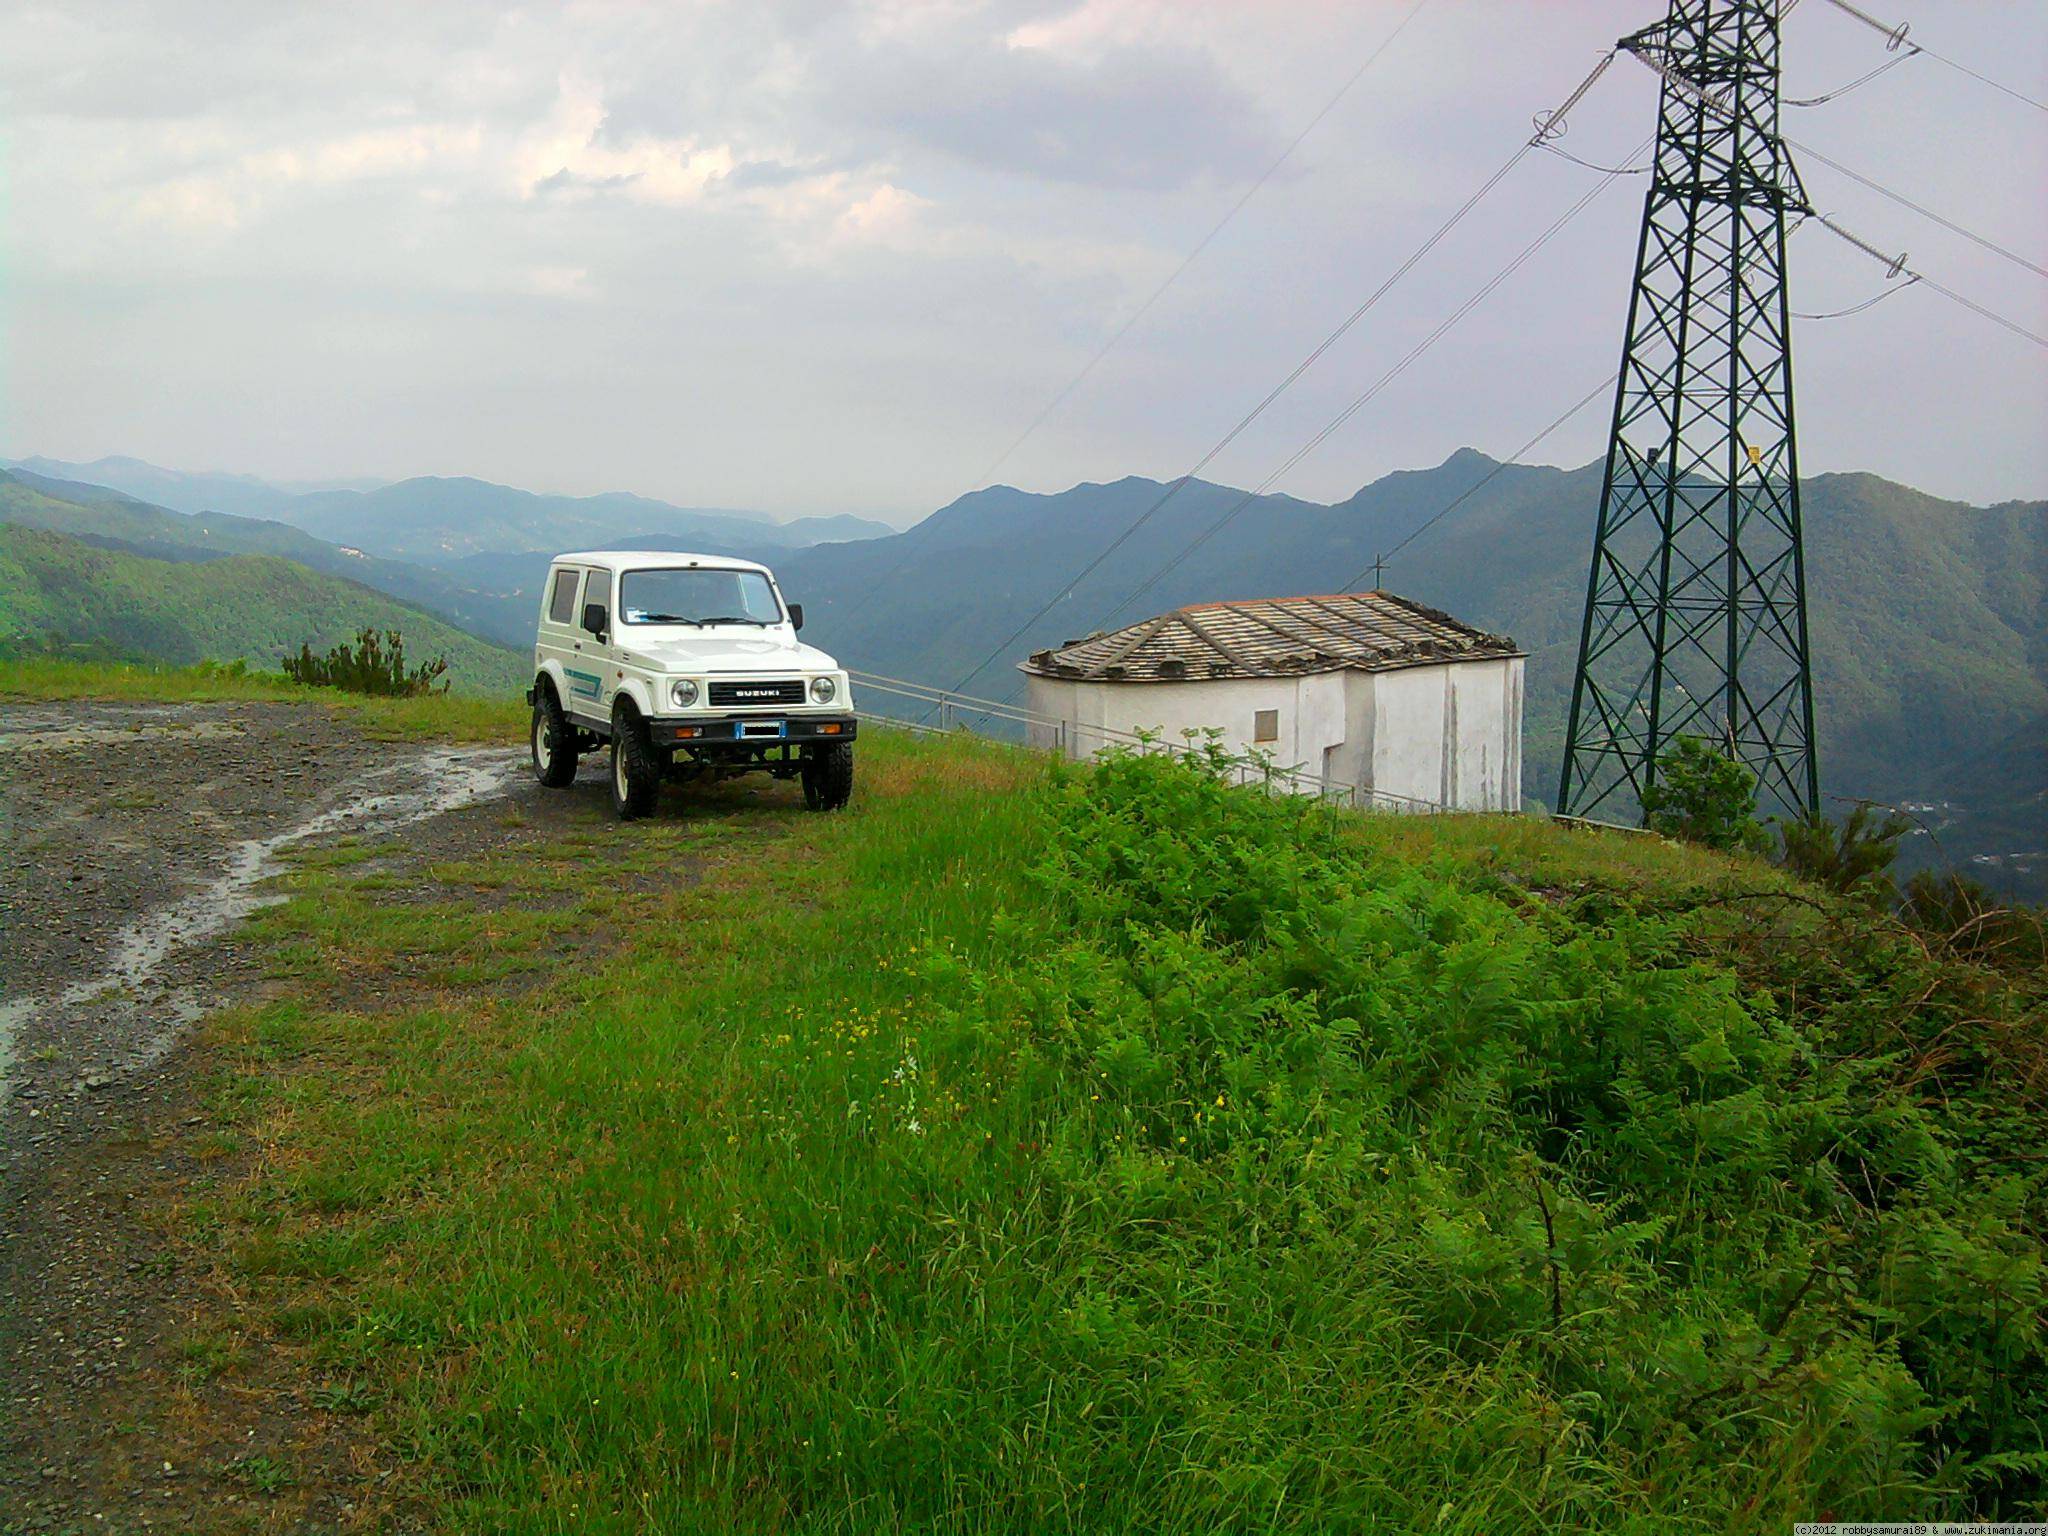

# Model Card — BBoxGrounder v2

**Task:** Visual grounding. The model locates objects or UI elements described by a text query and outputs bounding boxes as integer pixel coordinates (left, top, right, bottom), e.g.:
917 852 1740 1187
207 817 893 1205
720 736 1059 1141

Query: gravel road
0 699 537 1530
0 701 522 1137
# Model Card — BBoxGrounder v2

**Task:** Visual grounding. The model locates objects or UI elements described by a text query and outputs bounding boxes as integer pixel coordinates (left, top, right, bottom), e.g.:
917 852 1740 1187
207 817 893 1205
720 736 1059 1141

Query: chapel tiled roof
1018 591 1521 683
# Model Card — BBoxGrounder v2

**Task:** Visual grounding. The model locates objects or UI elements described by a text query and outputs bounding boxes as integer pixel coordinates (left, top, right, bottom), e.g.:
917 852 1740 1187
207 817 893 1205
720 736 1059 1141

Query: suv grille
709 678 806 708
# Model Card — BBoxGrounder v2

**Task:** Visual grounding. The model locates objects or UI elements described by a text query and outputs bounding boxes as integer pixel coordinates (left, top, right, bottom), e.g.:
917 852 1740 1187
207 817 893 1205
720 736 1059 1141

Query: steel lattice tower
1558 0 1819 823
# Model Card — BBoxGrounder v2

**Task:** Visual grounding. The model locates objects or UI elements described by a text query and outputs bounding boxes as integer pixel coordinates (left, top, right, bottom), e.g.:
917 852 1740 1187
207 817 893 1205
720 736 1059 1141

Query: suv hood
618 632 841 675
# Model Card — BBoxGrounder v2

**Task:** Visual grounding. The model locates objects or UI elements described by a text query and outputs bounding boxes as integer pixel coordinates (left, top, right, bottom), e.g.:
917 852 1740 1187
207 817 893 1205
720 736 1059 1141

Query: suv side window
582 567 612 626
547 567 582 625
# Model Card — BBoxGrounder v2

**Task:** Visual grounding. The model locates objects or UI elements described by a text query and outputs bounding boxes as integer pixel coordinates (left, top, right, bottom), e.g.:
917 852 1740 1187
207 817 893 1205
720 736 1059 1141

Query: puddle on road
0 747 522 1104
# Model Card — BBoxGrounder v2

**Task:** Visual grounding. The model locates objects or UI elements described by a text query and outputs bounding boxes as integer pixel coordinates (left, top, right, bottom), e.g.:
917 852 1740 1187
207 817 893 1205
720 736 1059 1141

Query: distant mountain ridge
3 456 896 560
6 456 381 519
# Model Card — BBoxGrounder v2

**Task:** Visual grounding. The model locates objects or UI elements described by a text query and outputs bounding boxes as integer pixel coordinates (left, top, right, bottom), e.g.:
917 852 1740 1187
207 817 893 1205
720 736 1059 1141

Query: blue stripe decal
564 668 602 700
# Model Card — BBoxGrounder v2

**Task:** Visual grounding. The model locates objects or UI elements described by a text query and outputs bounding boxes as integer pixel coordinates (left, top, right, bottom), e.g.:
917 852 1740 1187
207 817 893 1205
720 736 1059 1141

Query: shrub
1903 869 2048 971
1779 802 1910 900
282 628 447 696
988 745 2048 1519
1641 735 1770 851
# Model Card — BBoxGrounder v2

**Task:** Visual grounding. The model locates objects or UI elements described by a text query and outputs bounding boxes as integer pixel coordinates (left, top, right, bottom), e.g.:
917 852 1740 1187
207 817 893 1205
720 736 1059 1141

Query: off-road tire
531 686 577 788
802 742 854 812
609 707 661 820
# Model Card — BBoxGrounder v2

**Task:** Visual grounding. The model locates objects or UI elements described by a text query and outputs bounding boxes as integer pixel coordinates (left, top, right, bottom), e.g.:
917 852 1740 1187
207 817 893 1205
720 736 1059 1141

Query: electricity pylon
1558 0 1820 824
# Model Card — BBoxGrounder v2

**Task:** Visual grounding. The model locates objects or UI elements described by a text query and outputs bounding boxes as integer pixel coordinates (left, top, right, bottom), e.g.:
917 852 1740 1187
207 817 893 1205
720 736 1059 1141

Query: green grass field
13 667 2041 1532
0 654 527 741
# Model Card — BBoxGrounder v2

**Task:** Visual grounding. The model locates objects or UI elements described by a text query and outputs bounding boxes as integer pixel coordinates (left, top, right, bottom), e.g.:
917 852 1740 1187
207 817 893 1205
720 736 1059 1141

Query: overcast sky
3 0 2043 520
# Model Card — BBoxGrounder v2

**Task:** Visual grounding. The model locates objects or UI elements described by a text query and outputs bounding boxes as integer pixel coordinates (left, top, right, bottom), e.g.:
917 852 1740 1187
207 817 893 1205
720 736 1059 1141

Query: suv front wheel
609 705 661 819
802 742 854 812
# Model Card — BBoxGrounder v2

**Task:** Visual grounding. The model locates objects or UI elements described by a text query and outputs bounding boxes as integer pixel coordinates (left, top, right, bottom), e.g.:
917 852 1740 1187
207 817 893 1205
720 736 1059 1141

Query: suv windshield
619 568 784 626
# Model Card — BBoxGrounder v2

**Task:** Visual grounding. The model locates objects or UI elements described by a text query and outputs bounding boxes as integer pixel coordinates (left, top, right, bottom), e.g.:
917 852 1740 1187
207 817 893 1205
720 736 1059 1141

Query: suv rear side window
547 567 581 624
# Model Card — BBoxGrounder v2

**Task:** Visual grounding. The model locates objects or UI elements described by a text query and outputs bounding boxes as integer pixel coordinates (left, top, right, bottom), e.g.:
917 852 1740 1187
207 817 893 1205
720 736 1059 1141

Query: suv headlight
671 679 700 708
810 675 837 704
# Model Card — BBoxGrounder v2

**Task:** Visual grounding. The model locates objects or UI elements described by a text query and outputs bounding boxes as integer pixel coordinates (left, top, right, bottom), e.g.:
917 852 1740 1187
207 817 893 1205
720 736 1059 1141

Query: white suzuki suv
526 550 855 819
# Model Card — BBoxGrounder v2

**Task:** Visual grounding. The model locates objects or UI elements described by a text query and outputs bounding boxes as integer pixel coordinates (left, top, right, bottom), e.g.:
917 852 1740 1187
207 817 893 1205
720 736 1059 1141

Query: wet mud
0 699 528 1530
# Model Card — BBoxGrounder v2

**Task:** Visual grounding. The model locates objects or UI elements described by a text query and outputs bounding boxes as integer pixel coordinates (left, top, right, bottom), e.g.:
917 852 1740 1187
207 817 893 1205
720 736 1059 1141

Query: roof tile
1020 591 1520 682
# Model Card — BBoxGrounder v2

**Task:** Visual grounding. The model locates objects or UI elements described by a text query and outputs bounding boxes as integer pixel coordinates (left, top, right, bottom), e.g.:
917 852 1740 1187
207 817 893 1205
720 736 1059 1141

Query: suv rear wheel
802 741 854 811
610 706 660 819
531 686 577 788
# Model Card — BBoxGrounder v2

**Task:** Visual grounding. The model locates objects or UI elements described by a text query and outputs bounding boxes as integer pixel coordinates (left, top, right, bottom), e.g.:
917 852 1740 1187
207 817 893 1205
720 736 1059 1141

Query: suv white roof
552 550 774 575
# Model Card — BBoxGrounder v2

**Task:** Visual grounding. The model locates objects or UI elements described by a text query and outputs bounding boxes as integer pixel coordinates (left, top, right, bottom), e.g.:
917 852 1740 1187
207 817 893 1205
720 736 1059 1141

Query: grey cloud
586 5 1273 193
840 37 1277 191
720 158 836 192
534 168 644 195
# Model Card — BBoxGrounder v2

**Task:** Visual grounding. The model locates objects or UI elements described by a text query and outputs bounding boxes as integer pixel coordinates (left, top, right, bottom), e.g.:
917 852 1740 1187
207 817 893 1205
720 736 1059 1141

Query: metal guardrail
849 669 1451 815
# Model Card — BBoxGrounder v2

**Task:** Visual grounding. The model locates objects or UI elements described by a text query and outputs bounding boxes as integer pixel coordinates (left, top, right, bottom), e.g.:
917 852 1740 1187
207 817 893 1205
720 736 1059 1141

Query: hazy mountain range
2 451 2040 898
4 456 895 561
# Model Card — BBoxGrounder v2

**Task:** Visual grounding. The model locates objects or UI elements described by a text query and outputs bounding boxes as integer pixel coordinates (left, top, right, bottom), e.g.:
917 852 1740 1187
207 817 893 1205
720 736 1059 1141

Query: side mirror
582 602 608 638
788 602 804 632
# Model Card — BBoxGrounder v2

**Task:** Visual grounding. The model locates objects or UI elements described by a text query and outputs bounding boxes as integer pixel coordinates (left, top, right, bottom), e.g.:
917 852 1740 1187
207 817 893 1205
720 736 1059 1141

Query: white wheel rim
533 714 548 764
615 740 628 800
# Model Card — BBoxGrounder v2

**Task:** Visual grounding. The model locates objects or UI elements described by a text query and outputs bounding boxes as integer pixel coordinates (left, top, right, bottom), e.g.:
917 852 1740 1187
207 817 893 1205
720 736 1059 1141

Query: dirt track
0 700 544 1531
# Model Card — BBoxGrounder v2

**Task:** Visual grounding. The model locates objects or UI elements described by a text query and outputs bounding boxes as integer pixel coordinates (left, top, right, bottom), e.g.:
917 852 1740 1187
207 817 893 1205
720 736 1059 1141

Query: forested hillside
0 470 537 645
0 526 525 694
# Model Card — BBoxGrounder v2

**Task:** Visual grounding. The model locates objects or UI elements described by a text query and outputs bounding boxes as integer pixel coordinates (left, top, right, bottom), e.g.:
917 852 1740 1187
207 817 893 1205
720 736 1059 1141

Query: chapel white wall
1023 656 1521 812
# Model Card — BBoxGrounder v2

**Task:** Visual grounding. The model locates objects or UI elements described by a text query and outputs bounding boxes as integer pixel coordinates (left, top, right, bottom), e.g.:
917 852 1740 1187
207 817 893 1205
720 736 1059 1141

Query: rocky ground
0 700 568 1532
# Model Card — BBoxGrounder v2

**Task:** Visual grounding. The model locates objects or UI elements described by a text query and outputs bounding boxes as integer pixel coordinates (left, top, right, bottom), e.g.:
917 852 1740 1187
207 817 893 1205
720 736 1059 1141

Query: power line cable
1536 140 1650 176
827 1 1437 634
1815 0 2048 115
1785 49 1913 106
1813 214 2048 348
965 0 1438 494
1088 146 1648 638
1334 371 1619 592
937 51 1625 700
1786 135 2048 280
938 144 1531 695
1793 273 1921 319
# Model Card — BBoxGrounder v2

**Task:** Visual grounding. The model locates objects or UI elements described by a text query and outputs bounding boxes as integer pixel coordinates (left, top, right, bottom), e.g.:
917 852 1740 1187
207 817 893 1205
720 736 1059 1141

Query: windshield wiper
632 612 772 626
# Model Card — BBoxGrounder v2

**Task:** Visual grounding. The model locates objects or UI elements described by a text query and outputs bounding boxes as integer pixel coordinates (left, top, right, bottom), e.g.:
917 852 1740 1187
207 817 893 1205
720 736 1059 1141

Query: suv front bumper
651 714 857 746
